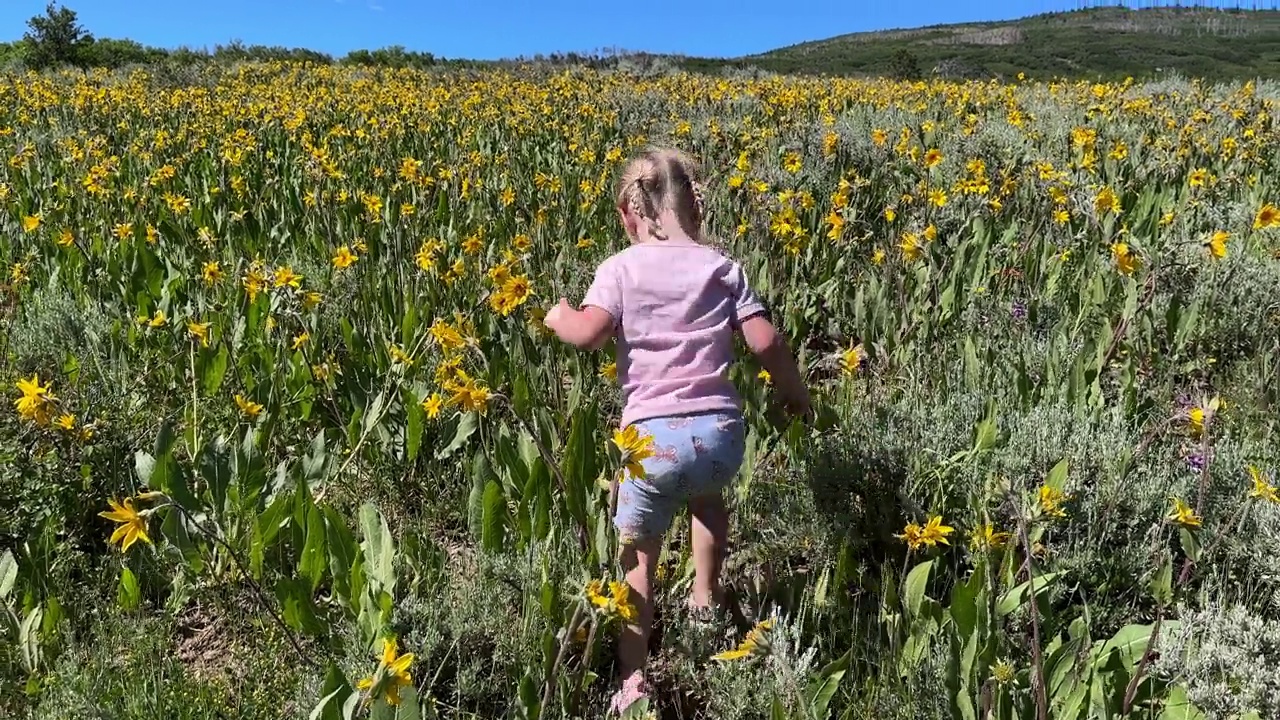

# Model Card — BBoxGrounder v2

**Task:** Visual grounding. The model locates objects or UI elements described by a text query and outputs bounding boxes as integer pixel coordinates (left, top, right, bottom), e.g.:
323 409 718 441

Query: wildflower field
3 63 1280 719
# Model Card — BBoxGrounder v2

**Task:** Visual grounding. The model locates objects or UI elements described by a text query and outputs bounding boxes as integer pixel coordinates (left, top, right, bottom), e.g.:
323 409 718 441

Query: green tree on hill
889 48 922 80
23 2 92 69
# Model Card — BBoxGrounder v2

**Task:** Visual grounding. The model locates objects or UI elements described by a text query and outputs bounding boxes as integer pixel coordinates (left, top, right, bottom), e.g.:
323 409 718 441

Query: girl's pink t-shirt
582 238 766 427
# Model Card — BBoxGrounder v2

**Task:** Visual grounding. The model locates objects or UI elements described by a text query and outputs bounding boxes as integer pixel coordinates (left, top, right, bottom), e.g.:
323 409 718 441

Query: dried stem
541 603 586 711
1015 513 1048 720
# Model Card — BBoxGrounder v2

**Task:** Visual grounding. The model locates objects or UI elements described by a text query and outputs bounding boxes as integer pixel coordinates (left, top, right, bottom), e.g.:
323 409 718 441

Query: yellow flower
897 515 953 550
1111 242 1139 276
243 266 265 301
291 332 309 351
202 260 223 285
429 318 467 350
1254 203 1280 230
56 229 74 247
1188 407 1205 438
1039 485 1069 519
899 232 923 262
758 369 772 384
1168 497 1201 529
235 394 263 419
388 344 414 366
871 129 888 146
489 275 532 316
357 638 414 707
612 425 656 481
272 266 302 289
782 151 802 174
601 362 617 382
54 413 76 431
919 515 954 546
1095 187 1120 215
187 320 211 347
1247 466 1279 504
421 393 443 419
22 214 41 232
332 245 358 269
147 310 167 327
969 523 1011 552
15 374 56 426
712 619 774 662
445 370 491 414
840 344 864 376
1205 230 1228 259
923 149 943 168
585 580 639 623
99 498 151 552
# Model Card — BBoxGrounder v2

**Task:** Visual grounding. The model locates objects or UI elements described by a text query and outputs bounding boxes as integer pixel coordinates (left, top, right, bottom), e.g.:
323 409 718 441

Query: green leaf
1094 623 1162 674
806 649 849 719
301 430 329 485
198 440 232 515
903 560 933 623
199 345 229 395
134 451 156 486
299 503 328 592
311 662 354 720
481 480 507 553
1149 554 1173 606
324 506 358 609
516 671 541 720
359 503 396 598
1045 458 1069 492
0 550 17 600
252 493 292 577
436 412 477 460
1179 527 1201 564
405 390 424 461
117 567 141 610
1157 684 1206 720
770 693 787 720
468 451 491 540
949 572 979 639
996 572 1060 617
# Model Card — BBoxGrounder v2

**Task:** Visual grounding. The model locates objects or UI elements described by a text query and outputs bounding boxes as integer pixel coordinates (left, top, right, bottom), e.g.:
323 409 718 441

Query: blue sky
0 1 1260 60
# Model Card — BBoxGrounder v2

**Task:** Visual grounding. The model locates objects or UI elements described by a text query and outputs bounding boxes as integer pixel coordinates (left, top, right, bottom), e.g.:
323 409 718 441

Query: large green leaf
1157 685 1205 720
436 411 477 460
903 559 933 623
299 501 328 591
358 503 396 598
996 572 1061 617
481 480 507 553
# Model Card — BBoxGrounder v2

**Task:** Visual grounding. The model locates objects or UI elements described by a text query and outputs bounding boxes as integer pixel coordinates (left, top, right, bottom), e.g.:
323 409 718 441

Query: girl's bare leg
618 535 661 682
688 492 729 608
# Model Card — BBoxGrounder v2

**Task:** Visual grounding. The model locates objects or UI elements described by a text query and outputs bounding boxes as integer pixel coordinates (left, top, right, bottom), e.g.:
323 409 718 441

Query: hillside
679 6 1280 80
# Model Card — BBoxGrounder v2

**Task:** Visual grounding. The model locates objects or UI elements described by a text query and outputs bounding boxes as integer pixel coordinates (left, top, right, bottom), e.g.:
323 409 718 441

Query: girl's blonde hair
615 147 706 242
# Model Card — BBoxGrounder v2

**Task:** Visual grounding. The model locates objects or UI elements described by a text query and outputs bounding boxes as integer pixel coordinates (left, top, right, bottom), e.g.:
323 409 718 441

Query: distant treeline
0 37 473 71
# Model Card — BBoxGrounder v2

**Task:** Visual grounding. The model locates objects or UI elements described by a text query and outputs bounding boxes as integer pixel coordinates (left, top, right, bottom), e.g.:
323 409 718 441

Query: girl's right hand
544 297 571 332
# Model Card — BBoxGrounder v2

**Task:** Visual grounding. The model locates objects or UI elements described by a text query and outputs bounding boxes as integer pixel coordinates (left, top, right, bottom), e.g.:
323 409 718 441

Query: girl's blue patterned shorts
615 411 746 544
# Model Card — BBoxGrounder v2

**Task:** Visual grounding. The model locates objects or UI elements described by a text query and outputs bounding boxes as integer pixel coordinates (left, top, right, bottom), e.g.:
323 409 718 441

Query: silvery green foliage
699 609 829 719
1153 602 1280 719
8 283 111 370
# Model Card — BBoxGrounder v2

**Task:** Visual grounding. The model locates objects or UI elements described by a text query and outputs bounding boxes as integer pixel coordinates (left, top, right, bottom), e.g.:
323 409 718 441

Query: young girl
544 147 810 714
